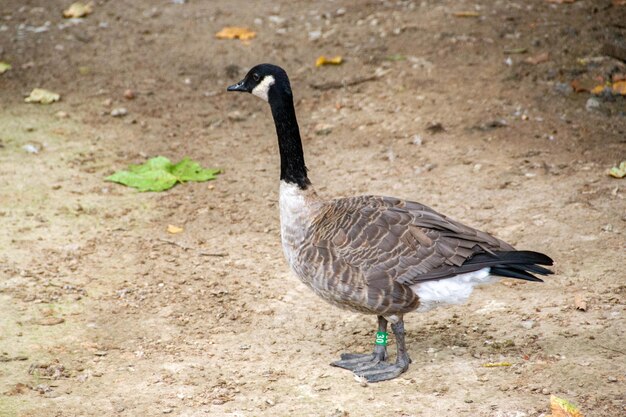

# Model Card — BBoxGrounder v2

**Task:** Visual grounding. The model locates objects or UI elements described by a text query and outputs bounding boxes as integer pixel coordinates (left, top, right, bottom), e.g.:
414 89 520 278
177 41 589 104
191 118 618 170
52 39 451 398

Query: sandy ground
1 1 625 416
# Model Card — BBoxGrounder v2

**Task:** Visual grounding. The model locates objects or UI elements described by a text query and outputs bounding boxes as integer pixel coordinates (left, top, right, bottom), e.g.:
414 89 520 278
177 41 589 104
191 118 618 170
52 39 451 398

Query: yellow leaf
482 362 512 367
24 88 61 104
0 61 11 74
167 224 184 234
315 55 343 67
590 84 605 95
550 395 585 417
612 80 626 95
453 11 480 17
215 27 256 41
63 2 93 18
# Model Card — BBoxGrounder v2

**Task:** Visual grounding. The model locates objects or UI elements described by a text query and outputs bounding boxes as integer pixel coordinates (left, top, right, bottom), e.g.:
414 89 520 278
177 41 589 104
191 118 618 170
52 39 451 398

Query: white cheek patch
251 75 275 101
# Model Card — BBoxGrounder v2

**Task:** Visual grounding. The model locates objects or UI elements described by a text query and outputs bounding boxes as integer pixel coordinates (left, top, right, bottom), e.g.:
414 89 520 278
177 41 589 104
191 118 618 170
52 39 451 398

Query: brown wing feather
311 195 513 292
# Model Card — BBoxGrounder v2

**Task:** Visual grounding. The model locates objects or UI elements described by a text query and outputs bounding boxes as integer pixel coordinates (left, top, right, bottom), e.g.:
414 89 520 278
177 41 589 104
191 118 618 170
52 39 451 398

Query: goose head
226 63 292 102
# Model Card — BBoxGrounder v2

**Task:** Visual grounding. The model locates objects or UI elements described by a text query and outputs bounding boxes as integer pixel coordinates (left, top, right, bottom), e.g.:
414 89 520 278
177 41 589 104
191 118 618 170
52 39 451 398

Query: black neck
268 88 310 189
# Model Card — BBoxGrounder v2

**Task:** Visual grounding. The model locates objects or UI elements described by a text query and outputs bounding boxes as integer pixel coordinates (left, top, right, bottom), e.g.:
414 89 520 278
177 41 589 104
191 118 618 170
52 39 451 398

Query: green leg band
375 331 388 346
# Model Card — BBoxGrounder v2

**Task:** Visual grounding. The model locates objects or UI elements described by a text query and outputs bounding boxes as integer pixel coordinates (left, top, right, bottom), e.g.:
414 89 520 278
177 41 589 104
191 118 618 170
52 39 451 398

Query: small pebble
123 89 135 100
228 111 246 122
162 408 173 414
542 388 550 395
22 144 39 154
585 98 600 112
314 123 333 135
520 320 535 330
308 30 321 41
111 107 128 117
607 376 617 383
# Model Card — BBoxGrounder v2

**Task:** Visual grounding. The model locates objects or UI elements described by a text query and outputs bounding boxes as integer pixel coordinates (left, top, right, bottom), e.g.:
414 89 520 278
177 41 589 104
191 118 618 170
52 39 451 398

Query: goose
226 64 553 382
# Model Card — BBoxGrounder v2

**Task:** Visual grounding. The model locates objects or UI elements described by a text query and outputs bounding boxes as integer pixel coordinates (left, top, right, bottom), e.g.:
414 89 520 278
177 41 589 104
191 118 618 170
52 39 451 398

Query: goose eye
252 73 260 82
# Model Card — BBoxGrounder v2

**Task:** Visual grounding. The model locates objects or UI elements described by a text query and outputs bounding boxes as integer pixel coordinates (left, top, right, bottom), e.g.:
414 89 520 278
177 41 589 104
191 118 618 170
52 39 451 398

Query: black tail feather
490 266 544 282
506 262 553 276
466 250 553 282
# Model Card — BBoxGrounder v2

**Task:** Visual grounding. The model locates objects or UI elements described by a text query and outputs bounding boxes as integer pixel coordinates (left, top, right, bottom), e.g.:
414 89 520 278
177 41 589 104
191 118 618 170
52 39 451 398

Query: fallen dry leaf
591 81 626 96
63 2 93 18
570 78 599 93
524 52 550 65
0 61 11 74
24 88 61 104
453 11 480 17
215 27 256 41
5 383 29 396
482 362 513 367
167 224 184 234
38 317 65 326
549 395 585 417
612 80 626 95
315 55 343 67
590 84 606 95
574 294 587 311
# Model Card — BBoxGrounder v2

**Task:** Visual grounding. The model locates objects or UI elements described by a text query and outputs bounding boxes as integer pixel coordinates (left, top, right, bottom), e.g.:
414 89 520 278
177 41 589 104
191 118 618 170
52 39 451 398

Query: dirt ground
1 1 625 416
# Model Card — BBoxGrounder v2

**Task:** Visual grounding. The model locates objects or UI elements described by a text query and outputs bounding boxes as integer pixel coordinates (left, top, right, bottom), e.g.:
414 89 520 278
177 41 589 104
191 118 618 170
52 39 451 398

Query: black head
226 63 292 101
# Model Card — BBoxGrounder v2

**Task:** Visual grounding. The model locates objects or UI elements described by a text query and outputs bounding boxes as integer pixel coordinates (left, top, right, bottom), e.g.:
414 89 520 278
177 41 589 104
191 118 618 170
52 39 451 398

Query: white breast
279 181 318 269
410 268 496 312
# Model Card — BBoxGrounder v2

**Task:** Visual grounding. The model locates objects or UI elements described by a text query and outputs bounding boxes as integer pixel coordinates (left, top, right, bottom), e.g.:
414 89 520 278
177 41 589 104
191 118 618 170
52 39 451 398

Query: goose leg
354 317 411 383
331 316 388 371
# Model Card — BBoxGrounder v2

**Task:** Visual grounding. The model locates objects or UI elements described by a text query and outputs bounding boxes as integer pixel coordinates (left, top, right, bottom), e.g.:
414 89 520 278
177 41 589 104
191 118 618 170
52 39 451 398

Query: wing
311 195 517 287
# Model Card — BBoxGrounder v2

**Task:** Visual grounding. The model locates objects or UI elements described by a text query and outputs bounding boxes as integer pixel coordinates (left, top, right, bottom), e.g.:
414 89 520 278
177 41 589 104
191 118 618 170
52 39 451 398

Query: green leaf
171 158 221 182
0 61 11 74
608 161 626 179
106 156 220 192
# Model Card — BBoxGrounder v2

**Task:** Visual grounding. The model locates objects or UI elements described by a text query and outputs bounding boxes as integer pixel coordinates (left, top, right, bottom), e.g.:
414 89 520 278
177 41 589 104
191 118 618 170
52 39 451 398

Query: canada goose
227 64 553 382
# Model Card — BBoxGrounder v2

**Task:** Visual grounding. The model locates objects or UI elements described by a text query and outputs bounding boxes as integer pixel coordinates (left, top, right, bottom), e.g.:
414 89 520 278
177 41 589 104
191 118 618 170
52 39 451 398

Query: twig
156 238 192 250
154 238 228 257
593 343 625 355
310 75 379 91
198 252 229 257
0 356 28 362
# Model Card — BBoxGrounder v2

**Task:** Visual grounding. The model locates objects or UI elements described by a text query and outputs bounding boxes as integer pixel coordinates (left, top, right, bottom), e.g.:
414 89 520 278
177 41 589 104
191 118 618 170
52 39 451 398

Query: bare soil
1 1 625 416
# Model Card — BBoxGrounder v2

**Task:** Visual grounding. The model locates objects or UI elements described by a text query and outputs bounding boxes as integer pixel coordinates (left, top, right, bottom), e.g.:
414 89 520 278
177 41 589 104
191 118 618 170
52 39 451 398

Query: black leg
354 316 411 383
331 316 388 371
